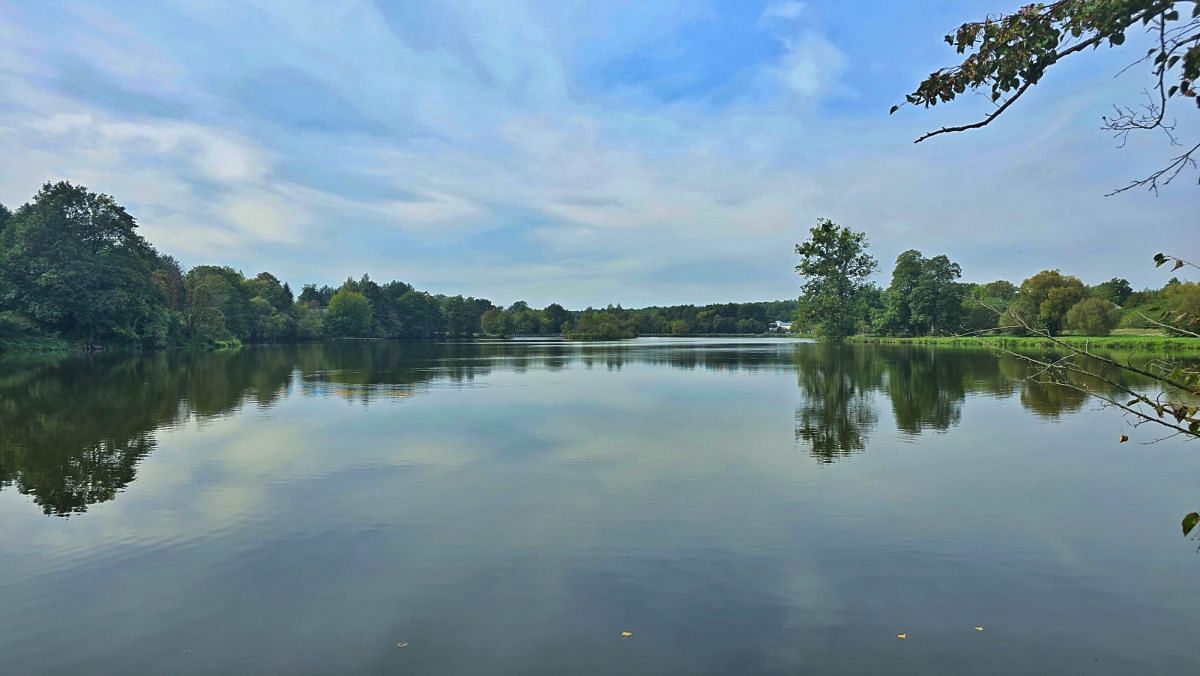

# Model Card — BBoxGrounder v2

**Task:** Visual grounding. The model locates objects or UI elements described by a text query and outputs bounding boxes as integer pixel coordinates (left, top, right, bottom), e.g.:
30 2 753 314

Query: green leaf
1184 512 1200 537
890 105 900 115
1173 259 1185 271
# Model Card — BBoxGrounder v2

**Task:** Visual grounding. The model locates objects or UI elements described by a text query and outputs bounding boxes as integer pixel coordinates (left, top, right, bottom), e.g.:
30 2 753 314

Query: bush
1065 297 1121 336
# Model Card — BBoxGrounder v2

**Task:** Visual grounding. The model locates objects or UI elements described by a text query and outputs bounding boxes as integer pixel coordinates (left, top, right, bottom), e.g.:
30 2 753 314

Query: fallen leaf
396 642 409 649
621 631 633 638
896 633 907 640
975 626 984 632
1119 435 1129 443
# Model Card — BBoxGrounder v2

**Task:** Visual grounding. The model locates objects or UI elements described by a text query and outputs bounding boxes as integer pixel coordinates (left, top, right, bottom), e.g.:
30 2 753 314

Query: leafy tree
298 283 323 307
962 280 1017 334
442 295 486 337
1065 297 1122 335
183 266 253 343
878 250 963 335
396 291 443 337
982 280 1017 301
325 290 373 337
896 0 1200 194
877 249 925 334
480 308 505 336
293 301 324 339
1161 281 1200 334
1004 270 1087 335
1091 277 1134 305
909 255 964 334
794 219 878 341
543 303 571 334
245 272 293 312
565 308 637 340
0 182 169 345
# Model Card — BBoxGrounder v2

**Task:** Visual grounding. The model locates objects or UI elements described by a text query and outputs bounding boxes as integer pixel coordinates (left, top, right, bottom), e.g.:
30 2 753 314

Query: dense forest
0 182 796 348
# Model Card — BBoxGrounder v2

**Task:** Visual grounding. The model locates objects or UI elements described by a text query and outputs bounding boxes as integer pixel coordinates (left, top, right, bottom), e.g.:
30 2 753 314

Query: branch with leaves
895 0 1200 193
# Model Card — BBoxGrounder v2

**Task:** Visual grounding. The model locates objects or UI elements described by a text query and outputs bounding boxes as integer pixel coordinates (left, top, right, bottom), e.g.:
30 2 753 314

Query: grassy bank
848 334 1200 352
0 336 75 354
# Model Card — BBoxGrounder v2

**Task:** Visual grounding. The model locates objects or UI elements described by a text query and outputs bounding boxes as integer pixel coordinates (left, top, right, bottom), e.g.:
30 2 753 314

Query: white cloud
761 1 806 22
0 0 1193 306
776 32 845 98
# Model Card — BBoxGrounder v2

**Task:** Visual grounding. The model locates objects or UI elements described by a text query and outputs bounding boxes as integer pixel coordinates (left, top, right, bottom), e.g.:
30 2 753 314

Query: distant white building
768 320 792 333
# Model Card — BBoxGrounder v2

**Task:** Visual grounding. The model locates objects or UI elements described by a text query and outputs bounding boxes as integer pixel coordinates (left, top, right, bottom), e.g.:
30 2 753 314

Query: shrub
1065 297 1121 336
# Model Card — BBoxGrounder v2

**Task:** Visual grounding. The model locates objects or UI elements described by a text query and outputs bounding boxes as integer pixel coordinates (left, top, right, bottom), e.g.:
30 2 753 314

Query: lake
1 338 1197 675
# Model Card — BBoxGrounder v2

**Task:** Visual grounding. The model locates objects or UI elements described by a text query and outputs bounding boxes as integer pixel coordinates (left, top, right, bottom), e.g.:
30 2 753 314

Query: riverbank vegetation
791 219 1200 344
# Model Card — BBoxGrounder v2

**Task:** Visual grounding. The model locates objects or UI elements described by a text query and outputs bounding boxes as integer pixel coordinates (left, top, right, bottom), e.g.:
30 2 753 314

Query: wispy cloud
0 0 1193 305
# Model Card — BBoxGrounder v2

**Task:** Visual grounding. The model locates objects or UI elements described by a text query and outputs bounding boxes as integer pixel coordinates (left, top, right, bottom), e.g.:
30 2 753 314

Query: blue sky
0 1 1194 307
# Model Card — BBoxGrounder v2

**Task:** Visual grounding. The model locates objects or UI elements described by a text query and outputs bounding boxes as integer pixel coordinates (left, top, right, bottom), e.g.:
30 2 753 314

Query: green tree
1065 297 1121 335
293 301 324 339
542 303 571 334
878 250 963 335
0 182 169 345
1161 281 1200 334
1091 277 1134 305
480 307 505 336
909 255 964 334
794 219 878 341
183 266 253 343
877 249 925 335
1005 270 1087 336
325 290 373 337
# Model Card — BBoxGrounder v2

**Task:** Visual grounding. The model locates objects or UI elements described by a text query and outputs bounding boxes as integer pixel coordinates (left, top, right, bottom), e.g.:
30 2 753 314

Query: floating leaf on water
1183 512 1200 537
396 642 409 649
896 633 907 640
621 631 633 638
975 626 984 632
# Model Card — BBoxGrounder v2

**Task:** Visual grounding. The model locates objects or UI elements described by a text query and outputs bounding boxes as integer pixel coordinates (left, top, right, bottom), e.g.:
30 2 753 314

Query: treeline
793 220 1199 339
0 182 795 348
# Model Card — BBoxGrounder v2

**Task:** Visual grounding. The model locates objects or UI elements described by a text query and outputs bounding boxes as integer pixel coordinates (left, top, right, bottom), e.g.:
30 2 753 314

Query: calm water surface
1 338 1197 674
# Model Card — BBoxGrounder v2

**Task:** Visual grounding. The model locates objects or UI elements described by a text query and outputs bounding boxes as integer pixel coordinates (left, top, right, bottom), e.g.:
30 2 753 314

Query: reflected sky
0 339 1197 675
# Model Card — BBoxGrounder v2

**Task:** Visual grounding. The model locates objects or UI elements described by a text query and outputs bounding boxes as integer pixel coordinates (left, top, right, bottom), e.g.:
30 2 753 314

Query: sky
0 0 1194 308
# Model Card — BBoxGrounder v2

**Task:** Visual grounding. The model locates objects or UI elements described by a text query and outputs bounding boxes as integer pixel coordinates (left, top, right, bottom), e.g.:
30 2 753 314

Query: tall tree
909 254 964 334
325 290 373 337
0 182 168 345
878 249 925 335
794 219 878 341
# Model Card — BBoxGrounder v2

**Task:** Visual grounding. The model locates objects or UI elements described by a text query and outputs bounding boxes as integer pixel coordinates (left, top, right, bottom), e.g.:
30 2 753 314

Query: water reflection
793 346 881 462
788 344 1156 462
0 340 1169 516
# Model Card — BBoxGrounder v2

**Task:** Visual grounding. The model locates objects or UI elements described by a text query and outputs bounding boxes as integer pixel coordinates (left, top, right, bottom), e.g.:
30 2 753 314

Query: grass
0 335 75 354
848 334 1200 352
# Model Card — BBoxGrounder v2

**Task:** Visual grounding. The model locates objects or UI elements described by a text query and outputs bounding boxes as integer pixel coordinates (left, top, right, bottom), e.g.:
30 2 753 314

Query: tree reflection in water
789 343 1159 462
0 340 1171 516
